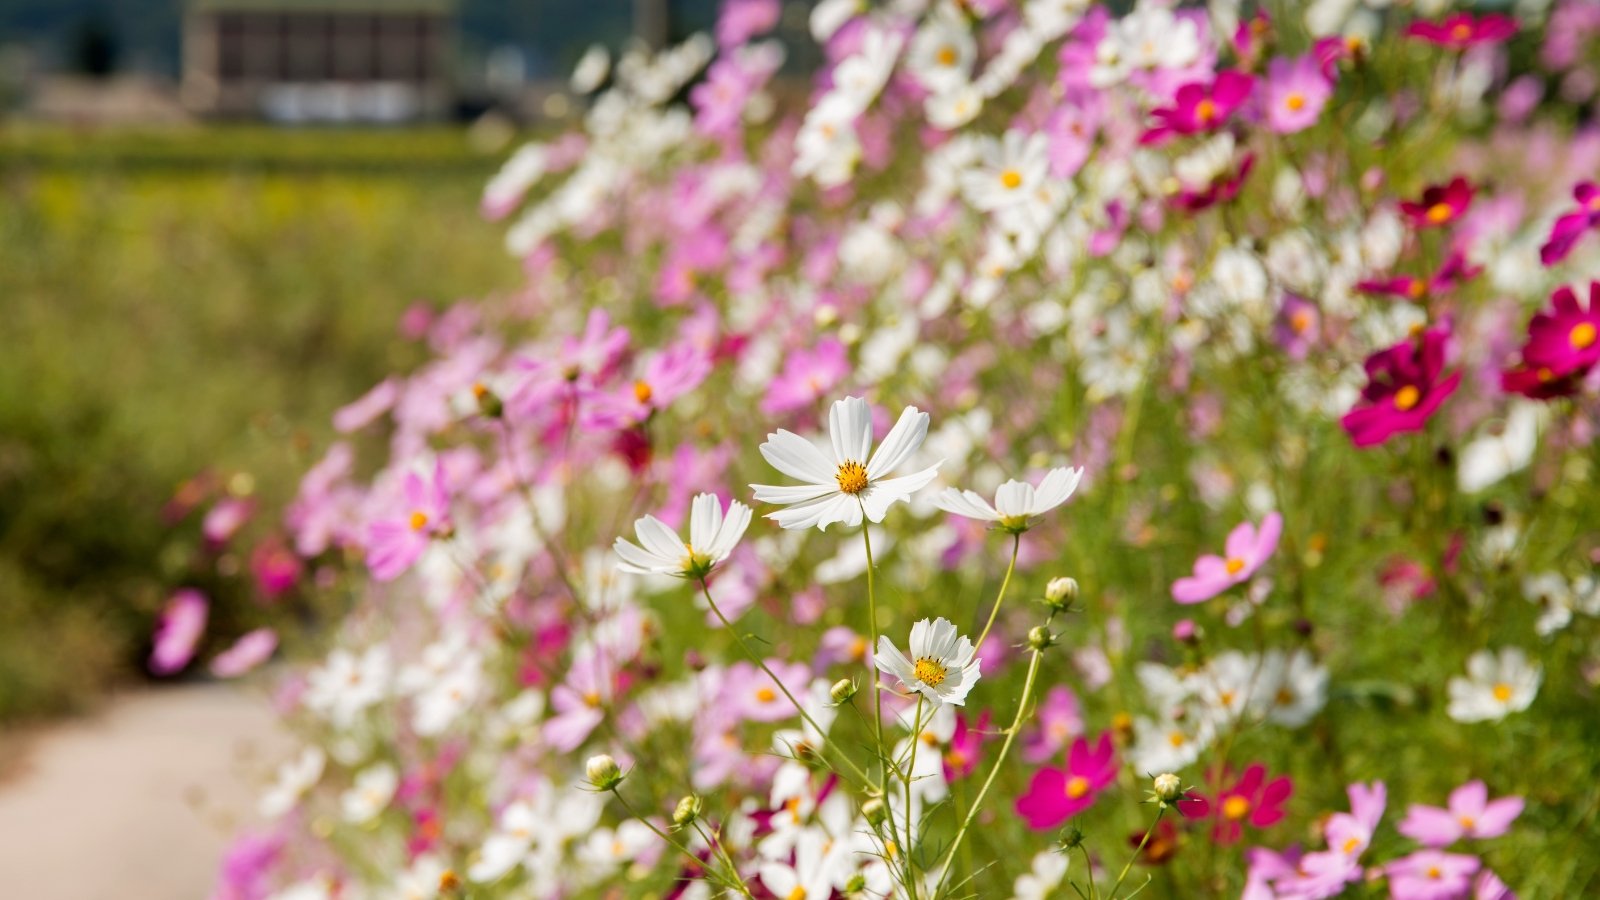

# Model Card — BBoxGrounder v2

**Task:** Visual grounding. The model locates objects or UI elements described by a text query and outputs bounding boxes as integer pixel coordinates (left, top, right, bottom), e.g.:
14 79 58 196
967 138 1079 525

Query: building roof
191 0 456 13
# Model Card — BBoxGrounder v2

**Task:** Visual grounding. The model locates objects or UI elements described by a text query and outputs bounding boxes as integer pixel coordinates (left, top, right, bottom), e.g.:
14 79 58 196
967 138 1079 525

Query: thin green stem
903 695 926 900
861 515 887 791
611 791 749 897
1107 806 1165 900
1078 844 1098 900
692 819 751 899
699 578 871 787
973 532 1021 655
932 643 1045 898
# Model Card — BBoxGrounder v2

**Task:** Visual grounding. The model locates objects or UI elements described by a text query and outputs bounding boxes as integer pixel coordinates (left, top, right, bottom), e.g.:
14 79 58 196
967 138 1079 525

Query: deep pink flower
1263 55 1333 134
1275 781 1386 896
1398 781 1524 847
249 538 302 600
1406 13 1518 50
150 589 208 676
582 341 713 430
1173 154 1255 212
942 711 991 782
210 628 279 678
1501 282 1600 397
760 338 850 415
1015 732 1117 829
1539 182 1600 266
1274 294 1320 360
1340 324 1462 447
1179 763 1293 845
1140 71 1256 145
1357 251 1482 302
1022 686 1085 763
365 461 451 582
1387 849 1482 900
1171 512 1283 604
1400 177 1474 229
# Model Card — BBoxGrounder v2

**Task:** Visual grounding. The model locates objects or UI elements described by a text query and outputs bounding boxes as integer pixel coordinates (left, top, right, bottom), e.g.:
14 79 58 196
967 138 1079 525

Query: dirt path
0 684 288 899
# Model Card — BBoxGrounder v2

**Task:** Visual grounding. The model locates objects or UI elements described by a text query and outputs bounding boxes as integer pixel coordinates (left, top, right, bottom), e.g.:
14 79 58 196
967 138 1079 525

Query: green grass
0 126 518 721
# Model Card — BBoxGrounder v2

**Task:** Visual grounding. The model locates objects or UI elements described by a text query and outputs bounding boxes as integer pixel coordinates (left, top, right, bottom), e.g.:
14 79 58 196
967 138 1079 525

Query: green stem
973 532 1021 655
1107 806 1164 900
861 515 887 791
903 695 926 900
612 791 749 897
932 642 1045 898
699 578 871 787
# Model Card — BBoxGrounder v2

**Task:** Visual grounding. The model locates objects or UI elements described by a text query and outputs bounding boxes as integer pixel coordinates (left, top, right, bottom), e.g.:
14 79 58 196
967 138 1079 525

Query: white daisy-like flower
874 617 982 707
751 396 940 531
1446 647 1541 723
1011 848 1071 900
933 466 1084 533
340 762 398 824
614 493 751 578
960 130 1051 213
906 7 977 96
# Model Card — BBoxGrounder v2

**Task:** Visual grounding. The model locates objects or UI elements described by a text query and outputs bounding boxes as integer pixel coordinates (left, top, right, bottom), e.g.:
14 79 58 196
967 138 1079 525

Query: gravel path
0 684 288 899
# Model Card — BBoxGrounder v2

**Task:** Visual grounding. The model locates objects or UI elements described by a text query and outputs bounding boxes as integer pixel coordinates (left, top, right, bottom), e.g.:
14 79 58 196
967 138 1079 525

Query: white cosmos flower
341 762 399 824
1011 848 1071 900
614 493 751 578
259 746 326 818
570 44 610 94
751 396 940 531
907 8 977 95
933 466 1084 533
1446 647 1541 723
874 617 982 707
961 130 1051 213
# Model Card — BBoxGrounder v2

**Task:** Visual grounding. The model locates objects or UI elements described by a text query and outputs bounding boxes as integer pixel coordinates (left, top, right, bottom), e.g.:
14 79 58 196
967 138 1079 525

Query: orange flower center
1225 557 1247 576
786 888 808 900
1065 776 1091 799
633 380 654 403
1222 795 1252 820
756 687 777 703
914 657 949 687
1290 309 1313 334
1458 815 1476 830
1427 865 1443 880
409 510 430 531
1426 202 1454 224
1000 168 1023 190
1284 92 1306 112
1570 321 1597 350
1196 98 1218 123
849 636 868 660
1393 385 1422 411
1450 23 1472 41
1407 279 1427 299
936 45 958 67
1492 682 1513 703
1167 730 1187 748
1342 836 1362 854
836 460 870 494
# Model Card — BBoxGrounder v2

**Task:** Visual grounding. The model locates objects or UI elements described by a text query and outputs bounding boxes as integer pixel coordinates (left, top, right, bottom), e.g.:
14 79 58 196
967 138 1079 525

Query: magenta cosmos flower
1178 763 1293 845
1386 849 1482 900
365 461 451 581
1171 511 1283 604
1263 54 1333 134
1398 781 1523 847
1501 281 1600 398
1400 177 1474 229
1140 71 1256 145
1015 732 1117 829
942 710 991 782
760 337 850 415
150 588 208 676
1406 13 1518 50
1356 251 1482 302
1340 324 1462 448
1539 182 1600 266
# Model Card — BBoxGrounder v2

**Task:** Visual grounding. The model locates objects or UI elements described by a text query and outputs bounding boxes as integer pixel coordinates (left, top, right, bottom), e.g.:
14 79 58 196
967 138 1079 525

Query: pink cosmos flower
1173 154 1255 212
1242 845 1302 900
150 588 208 676
1178 763 1293 845
716 0 780 48
1400 177 1474 229
1387 849 1482 900
249 538 302 600
365 461 451 582
332 377 399 433
544 651 613 752
202 497 255 545
1406 13 1518 50
1171 511 1283 604
1357 251 1482 302
1277 781 1386 896
1475 869 1516 900
1274 294 1320 360
210 628 279 678
1263 54 1333 134
727 659 810 723
1340 324 1462 448
1398 781 1523 847
1140 71 1256 145
583 341 713 430
942 710 990 782
1021 685 1085 763
1539 182 1600 265
761 338 850 415
1015 732 1117 829
508 309 629 422
1501 281 1600 398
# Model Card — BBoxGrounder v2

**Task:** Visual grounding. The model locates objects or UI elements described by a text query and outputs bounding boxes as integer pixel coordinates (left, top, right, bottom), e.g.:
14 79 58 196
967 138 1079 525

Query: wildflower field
157 2 1600 899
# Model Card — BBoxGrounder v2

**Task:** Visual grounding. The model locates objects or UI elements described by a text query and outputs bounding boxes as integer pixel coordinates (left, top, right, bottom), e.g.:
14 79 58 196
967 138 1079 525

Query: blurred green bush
0 126 515 722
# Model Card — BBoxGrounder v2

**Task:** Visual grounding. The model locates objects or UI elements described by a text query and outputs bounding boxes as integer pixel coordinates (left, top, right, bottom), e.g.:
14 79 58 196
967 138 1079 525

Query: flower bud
471 382 503 419
1027 625 1054 651
830 678 858 704
1059 823 1086 849
1172 619 1201 644
843 873 867 895
1044 576 1079 607
862 796 888 826
585 754 623 790
1152 773 1182 803
672 794 703 827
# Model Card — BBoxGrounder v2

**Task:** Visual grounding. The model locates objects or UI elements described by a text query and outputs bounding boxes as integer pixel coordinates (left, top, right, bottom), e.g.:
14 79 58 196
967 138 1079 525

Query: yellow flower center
1218 690 1237 708
1290 309 1313 334
1222 795 1252 820
1284 92 1306 112
1570 321 1597 350
849 636 868 660
1065 776 1091 799
1224 557 1246 576
1458 815 1476 830
914 657 948 687
1393 385 1422 411
409 510 430 531
1275 688 1296 706
1588 195 1600 212
1195 98 1218 123
1426 866 1443 880
1426 202 1454 224
1342 836 1362 854
1408 279 1427 299
633 380 654 403
1000 168 1023 190
936 45 958 67
1167 730 1187 748
1492 682 1513 703
756 687 777 703
1450 23 1472 41
836 460 870 494
787 888 808 900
